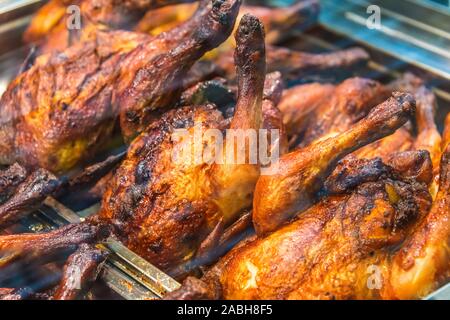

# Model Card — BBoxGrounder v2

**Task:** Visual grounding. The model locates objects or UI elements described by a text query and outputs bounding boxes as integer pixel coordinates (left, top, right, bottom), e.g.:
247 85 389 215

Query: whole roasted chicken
0 0 239 173
23 0 199 54
0 14 279 292
167 97 450 300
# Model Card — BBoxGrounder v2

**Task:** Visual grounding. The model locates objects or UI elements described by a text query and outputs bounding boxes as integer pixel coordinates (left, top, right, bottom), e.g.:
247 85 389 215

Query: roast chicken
23 0 199 54
0 0 240 173
167 97 450 300
0 13 277 288
0 0 448 301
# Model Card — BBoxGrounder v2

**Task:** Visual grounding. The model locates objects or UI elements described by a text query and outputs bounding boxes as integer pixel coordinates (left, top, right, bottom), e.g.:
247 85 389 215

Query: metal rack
320 0 450 80
37 197 181 300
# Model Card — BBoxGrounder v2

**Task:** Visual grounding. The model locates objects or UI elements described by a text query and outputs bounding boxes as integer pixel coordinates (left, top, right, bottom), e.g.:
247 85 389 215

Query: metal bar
319 0 450 80
42 197 180 299
104 240 181 295
425 282 450 300
101 264 160 300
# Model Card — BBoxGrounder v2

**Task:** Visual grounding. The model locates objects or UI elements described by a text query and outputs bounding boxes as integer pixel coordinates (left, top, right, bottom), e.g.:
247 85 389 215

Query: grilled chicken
167 115 450 301
0 164 28 204
278 78 388 148
0 0 240 173
24 0 199 54
0 169 60 228
98 14 269 273
135 0 367 82
278 82 335 139
294 78 389 148
0 242 106 301
0 14 280 283
444 113 450 149
136 0 320 51
216 45 369 81
53 243 108 300
281 75 442 199
253 92 416 236
1 0 448 302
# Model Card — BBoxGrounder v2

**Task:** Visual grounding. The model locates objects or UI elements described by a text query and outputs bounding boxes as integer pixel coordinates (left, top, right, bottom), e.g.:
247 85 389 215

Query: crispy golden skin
355 74 442 197
217 179 432 299
1 0 240 173
281 74 441 200
99 14 268 273
278 82 335 139
167 129 449 301
253 92 416 236
23 0 77 45
444 113 450 149
297 78 389 147
279 78 388 149
24 0 198 54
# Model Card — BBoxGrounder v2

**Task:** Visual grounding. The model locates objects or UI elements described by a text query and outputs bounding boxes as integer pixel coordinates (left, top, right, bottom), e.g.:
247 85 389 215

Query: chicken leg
98 14 266 274
166 145 442 300
253 92 416 236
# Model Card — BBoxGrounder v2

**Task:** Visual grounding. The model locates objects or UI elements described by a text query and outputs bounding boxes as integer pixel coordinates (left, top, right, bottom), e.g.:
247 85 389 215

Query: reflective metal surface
320 0 450 80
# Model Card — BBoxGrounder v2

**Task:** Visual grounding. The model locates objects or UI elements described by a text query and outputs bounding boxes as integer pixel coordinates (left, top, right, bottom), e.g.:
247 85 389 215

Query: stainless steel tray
320 0 450 80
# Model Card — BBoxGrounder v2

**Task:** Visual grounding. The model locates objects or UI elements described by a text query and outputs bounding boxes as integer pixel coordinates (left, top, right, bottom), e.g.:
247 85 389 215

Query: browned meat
261 72 288 155
0 222 110 269
167 139 449 300
0 169 60 228
136 0 319 43
24 0 199 54
62 152 126 193
298 78 389 147
444 113 450 149
98 14 267 274
354 74 442 197
278 82 335 139
215 46 369 81
54 244 108 300
0 0 240 173
0 164 28 204
253 92 416 236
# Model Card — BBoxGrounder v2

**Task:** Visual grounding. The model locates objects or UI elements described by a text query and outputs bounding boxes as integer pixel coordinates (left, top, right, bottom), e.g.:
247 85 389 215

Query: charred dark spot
130 185 144 206
219 13 228 26
126 110 138 123
61 102 69 111
344 100 357 114
212 0 224 10
48 155 58 167
181 232 197 244
135 160 152 185
149 238 164 254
